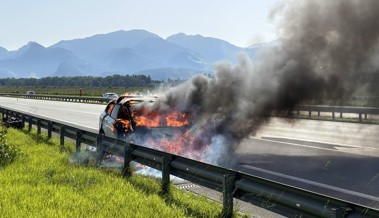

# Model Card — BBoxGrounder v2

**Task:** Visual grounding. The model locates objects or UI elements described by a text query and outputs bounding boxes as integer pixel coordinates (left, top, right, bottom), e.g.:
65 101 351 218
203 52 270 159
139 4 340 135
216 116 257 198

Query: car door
103 104 121 138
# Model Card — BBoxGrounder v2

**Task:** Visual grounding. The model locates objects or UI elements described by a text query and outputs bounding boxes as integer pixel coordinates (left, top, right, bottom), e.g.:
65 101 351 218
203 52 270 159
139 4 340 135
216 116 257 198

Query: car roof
115 95 157 105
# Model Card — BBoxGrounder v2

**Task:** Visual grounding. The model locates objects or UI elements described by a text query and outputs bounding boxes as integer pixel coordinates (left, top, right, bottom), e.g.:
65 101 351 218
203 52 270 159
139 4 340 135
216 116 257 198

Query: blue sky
0 0 279 50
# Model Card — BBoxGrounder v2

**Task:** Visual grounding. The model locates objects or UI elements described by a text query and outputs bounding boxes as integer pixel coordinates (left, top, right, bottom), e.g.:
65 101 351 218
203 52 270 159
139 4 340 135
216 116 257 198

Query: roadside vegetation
0 75 156 87
0 126 18 167
0 74 158 97
0 86 149 97
0 75 187 97
0 125 237 218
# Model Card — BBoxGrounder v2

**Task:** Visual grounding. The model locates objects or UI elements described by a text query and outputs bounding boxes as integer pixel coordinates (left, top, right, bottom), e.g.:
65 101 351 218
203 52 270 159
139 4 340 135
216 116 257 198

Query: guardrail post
21 115 25 129
47 121 52 138
359 113 362 122
161 156 171 195
318 111 320 117
340 112 343 118
76 130 83 152
122 144 135 178
60 126 65 150
96 134 105 164
332 112 335 120
222 173 235 218
308 111 311 119
364 114 367 120
37 119 41 134
332 207 352 218
28 117 32 132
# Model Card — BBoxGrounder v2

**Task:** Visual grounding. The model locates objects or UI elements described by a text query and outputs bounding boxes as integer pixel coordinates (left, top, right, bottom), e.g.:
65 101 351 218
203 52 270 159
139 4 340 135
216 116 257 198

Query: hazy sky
0 0 279 51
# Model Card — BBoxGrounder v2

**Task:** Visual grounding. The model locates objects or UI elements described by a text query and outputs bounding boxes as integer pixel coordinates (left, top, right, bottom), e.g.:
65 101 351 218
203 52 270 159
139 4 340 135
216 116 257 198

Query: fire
131 107 190 128
107 103 114 114
144 130 205 161
112 118 133 132
166 112 190 127
133 109 162 127
110 97 209 162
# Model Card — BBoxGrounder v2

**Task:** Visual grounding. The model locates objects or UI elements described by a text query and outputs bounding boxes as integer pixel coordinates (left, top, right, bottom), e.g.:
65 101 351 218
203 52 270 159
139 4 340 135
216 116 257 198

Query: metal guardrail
2 93 379 124
0 93 112 104
1 106 379 218
294 105 379 123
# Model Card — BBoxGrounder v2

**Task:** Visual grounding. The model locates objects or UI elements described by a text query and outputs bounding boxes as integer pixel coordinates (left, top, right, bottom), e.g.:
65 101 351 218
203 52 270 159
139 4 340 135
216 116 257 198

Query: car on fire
99 96 190 143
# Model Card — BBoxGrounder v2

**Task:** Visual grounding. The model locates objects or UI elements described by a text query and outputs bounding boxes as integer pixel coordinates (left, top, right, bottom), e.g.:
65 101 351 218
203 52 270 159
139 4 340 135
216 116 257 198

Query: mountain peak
18 41 45 53
167 33 204 41
167 32 241 62
0 46 8 59
0 46 8 53
51 29 161 59
26 41 45 48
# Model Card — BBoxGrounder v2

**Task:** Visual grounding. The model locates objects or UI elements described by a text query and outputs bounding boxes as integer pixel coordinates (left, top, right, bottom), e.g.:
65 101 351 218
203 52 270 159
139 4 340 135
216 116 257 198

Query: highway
1 96 379 209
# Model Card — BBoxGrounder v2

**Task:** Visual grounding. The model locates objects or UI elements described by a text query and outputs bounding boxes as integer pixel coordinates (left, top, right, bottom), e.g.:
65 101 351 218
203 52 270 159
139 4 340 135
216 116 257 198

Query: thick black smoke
147 0 379 163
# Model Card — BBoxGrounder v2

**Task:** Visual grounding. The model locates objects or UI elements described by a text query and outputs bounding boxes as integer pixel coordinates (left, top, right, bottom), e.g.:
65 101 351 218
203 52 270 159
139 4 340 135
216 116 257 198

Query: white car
101 93 119 101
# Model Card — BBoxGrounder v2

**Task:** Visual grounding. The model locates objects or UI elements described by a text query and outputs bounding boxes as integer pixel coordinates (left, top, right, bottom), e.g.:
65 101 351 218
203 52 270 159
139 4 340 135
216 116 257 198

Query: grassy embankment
0 126 242 218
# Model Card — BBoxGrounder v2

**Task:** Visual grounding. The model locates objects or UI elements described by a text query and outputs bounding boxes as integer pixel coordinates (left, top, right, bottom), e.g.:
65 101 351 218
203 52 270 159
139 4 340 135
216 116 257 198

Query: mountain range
0 29 270 80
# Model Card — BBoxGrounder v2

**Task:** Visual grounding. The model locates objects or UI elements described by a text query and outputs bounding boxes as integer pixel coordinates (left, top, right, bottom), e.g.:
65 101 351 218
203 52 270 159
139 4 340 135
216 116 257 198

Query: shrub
0 125 18 167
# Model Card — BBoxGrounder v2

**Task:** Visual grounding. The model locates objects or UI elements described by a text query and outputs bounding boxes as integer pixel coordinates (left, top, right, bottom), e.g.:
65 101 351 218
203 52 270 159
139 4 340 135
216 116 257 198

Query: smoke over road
148 0 379 166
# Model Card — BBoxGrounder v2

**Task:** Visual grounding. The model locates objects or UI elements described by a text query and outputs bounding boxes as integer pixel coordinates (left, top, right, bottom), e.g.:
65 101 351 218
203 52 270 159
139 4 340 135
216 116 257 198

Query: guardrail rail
1 106 379 218
294 105 379 123
0 93 115 104
2 94 379 124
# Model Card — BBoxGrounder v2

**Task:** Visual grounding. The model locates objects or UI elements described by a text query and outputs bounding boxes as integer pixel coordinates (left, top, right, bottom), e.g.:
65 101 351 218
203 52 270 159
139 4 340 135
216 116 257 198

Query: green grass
0 127 230 218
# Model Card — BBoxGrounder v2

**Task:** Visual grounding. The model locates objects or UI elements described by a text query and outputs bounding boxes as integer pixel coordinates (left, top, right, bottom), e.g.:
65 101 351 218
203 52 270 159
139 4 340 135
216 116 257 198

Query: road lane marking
257 134 378 149
250 135 378 153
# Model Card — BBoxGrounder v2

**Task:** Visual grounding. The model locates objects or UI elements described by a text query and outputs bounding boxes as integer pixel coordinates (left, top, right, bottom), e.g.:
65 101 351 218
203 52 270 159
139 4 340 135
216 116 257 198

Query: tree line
0 74 157 87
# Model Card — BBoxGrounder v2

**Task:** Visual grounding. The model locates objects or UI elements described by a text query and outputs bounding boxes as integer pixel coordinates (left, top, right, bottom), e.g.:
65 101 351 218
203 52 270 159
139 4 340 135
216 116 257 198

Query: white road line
257 134 378 150
250 136 378 155
250 136 339 152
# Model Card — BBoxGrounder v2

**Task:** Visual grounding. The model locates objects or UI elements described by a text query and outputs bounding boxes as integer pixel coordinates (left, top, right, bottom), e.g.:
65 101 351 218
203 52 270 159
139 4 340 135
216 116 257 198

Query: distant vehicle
26 91 35 95
101 93 118 101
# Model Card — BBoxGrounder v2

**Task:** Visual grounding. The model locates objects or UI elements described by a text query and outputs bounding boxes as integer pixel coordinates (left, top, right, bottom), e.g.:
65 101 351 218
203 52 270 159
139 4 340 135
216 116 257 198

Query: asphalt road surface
1 97 378 210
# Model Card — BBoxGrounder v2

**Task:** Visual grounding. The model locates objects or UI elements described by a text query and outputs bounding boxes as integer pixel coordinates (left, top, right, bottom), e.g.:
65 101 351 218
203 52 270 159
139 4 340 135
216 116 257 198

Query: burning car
99 96 191 146
99 95 223 163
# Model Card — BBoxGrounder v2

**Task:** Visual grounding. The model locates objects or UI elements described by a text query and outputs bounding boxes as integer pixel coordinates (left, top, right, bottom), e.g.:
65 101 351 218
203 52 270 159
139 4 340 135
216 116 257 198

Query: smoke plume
147 0 379 165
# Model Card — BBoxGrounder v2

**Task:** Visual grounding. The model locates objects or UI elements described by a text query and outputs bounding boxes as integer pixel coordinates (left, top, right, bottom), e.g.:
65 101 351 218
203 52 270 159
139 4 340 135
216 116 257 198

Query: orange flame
143 129 205 160
112 118 133 132
131 108 190 127
166 112 190 127
107 104 115 114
